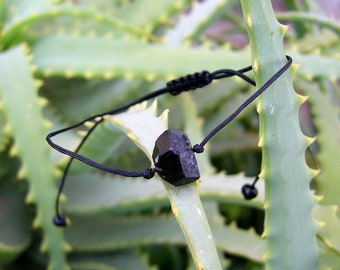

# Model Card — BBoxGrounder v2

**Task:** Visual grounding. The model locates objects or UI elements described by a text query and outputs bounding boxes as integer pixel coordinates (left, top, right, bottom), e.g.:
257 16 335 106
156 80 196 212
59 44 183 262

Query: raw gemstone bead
152 129 200 186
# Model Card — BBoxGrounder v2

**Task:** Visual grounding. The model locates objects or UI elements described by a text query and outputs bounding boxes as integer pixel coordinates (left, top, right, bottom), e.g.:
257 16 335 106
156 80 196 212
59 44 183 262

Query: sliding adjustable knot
143 168 156 179
167 71 213 95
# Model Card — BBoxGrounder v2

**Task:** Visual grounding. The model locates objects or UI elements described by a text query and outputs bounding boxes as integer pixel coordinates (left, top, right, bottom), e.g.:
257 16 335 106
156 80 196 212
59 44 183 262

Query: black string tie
47 56 292 227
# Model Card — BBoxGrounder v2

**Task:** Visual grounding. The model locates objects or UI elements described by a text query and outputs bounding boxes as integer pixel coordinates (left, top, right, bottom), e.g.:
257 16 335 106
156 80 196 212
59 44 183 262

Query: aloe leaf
202 89 258 149
162 183 222 270
112 0 190 31
30 35 340 81
290 52 340 79
31 35 250 80
200 173 265 208
104 102 222 269
191 79 241 116
63 173 165 214
240 1 319 269
314 205 340 254
314 204 340 268
298 80 340 206
65 214 264 263
0 177 30 265
280 1 311 37
106 101 167 162
189 79 260 156
69 250 150 270
1 0 158 48
62 171 263 216
66 215 184 251
0 45 69 270
285 29 339 54
213 223 265 263
41 78 150 123
54 0 190 34
60 121 126 174
202 201 231 268
317 240 340 270
276 12 340 36
44 81 155 174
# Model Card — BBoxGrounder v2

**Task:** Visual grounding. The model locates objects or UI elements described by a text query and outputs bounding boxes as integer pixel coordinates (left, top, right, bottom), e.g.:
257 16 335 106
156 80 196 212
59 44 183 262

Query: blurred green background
0 0 339 269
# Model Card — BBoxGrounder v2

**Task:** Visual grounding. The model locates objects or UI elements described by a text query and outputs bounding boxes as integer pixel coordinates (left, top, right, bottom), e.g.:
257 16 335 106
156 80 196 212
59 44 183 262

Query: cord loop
47 55 292 227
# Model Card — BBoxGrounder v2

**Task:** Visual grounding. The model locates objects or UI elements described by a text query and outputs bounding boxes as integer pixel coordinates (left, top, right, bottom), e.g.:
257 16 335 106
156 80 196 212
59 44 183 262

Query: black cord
47 56 292 226
47 65 255 184
192 55 292 153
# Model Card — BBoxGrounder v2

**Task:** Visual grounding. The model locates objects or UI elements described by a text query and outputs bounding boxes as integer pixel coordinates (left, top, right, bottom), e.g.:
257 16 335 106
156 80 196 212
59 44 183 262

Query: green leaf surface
290 52 340 79
0 45 68 270
286 29 339 55
41 78 150 123
300 80 340 206
314 205 340 269
314 205 340 254
63 173 166 214
65 214 265 263
30 35 340 81
112 0 190 32
276 11 340 36
241 1 320 269
66 215 185 251
63 171 264 215
106 101 167 162
70 250 150 270
1 1 157 48
55 0 190 35
0 178 30 265
30 35 250 79
61 121 126 174
107 102 222 269
317 240 340 270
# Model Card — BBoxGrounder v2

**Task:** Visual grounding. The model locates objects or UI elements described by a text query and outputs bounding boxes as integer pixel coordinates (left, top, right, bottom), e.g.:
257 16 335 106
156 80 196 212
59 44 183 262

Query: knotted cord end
53 214 67 227
192 144 204 153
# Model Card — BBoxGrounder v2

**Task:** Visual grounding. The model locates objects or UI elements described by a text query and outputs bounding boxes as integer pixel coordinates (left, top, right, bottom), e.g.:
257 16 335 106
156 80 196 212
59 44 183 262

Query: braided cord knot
167 71 212 95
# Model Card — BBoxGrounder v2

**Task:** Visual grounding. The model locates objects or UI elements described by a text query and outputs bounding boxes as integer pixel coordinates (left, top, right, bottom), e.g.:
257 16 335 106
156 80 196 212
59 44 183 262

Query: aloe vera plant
0 0 339 269
241 1 319 269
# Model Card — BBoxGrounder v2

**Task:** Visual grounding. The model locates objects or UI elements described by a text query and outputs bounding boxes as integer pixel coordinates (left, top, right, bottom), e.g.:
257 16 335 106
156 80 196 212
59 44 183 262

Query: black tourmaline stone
152 129 200 186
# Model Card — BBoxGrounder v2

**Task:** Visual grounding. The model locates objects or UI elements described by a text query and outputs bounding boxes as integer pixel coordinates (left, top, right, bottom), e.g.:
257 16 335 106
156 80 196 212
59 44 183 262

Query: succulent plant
0 0 339 269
